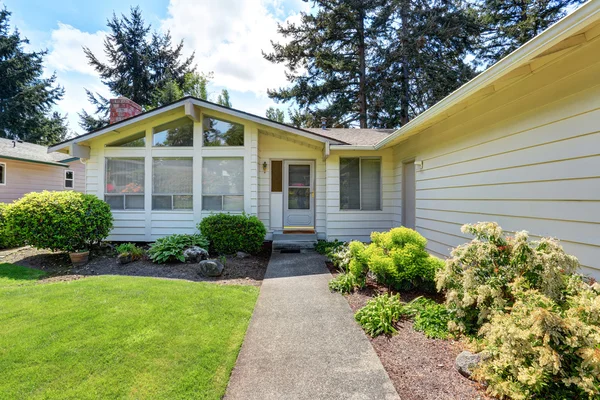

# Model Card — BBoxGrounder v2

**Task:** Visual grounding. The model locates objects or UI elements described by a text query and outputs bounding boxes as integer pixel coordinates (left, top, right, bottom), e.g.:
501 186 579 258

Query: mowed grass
0 263 259 399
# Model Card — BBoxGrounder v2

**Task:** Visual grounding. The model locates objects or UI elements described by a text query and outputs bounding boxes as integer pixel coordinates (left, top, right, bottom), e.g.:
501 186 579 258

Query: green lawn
0 263 259 399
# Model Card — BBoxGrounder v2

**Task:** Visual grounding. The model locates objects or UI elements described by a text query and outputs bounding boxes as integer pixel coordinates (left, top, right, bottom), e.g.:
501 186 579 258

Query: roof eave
375 0 600 150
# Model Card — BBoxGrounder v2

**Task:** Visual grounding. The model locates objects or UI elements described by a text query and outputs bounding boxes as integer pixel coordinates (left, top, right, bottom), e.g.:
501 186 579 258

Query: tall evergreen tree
216 89 232 108
0 7 68 145
474 0 585 67
370 0 479 127
265 0 382 128
79 6 194 130
266 107 285 123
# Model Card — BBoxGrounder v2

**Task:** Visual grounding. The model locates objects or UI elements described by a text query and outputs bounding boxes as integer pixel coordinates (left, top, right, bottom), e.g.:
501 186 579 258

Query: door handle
311 191 314 198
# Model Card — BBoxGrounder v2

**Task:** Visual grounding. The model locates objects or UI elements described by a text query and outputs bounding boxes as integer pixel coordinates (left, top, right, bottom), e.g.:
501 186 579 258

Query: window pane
65 180 74 188
153 158 192 194
126 195 145 210
202 158 244 195
223 195 243 211
105 158 145 194
202 196 222 211
0 164 4 184
361 159 381 210
173 195 193 210
107 131 146 147
288 188 310 210
152 195 172 210
105 195 124 210
271 160 282 192
65 171 74 180
340 158 360 210
153 118 193 147
203 117 244 146
289 165 310 187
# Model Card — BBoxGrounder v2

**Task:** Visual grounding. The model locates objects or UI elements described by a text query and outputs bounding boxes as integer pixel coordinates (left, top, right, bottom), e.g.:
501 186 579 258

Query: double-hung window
0 162 5 185
65 170 74 188
152 158 193 210
339 157 382 210
202 158 244 211
105 158 145 210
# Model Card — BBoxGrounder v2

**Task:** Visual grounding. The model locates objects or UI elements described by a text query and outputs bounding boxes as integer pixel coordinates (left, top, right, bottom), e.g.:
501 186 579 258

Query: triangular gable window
106 131 146 147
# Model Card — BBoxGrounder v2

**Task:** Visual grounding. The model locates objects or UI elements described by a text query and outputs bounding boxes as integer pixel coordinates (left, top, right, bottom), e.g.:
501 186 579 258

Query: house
49 1 600 279
0 138 85 203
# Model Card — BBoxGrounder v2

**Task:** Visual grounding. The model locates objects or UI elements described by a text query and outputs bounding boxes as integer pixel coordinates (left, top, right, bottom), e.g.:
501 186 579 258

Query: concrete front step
273 240 316 251
272 233 317 241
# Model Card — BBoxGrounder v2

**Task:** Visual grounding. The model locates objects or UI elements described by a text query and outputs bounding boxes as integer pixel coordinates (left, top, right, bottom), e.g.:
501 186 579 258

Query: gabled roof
305 128 394 145
0 138 75 167
374 0 600 149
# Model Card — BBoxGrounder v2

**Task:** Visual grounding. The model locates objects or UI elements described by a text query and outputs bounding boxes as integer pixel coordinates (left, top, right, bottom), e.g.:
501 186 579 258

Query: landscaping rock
117 253 133 265
236 251 250 259
183 247 209 263
198 259 224 277
455 351 481 378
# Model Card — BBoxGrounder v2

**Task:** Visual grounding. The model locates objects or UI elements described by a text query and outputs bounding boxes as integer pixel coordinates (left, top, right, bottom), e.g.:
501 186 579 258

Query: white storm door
283 160 315 229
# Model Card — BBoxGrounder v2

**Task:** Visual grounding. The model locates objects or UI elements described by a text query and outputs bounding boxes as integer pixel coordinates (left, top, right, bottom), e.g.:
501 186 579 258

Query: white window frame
339 156 382 211
201 157 244 211
151 157 193 211
0 162 5 185
64 170 74 189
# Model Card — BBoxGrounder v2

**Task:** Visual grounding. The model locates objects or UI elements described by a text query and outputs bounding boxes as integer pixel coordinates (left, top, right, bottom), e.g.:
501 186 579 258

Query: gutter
374 0 600 150
329 145 376 151
0 155 69 168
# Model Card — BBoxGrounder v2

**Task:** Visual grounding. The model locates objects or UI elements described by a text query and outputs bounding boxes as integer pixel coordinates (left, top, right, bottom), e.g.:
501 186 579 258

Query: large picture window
152 158 193 210
153 118 193 147
202 158 244 211
203 116 244 147
339 157 381 211
105 158 145 210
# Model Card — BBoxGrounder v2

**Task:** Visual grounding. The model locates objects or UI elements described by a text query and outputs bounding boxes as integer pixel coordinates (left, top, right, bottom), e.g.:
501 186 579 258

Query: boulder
117 253 133 265
183 246 209 263
236 251 250 259
455 351 481 378
198 259 224 277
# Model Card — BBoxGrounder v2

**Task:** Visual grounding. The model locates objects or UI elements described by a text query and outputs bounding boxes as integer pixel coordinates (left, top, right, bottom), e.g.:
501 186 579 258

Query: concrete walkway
225 250 399 400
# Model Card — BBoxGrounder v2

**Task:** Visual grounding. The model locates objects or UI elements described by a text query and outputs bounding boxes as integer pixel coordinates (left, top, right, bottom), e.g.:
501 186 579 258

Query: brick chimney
109 97 142 124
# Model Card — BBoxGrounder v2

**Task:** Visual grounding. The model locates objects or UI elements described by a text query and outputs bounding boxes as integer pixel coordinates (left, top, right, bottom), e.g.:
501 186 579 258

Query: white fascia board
329 145 376 151
375 0 600 150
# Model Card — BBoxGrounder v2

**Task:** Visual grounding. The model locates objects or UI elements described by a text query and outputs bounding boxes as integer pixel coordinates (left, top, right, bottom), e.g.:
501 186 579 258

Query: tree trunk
357 9 368 129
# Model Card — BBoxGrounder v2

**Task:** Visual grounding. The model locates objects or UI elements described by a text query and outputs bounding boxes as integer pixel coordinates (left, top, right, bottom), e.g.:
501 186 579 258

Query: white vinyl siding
391 35 600 278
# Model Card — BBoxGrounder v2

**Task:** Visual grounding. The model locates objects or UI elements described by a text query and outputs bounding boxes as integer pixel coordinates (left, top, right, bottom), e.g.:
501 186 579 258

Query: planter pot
69 251 89 267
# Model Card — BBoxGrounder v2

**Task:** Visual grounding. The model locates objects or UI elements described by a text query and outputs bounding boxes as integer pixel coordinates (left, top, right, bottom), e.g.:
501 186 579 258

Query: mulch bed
327 261 491 400
2 242 272 286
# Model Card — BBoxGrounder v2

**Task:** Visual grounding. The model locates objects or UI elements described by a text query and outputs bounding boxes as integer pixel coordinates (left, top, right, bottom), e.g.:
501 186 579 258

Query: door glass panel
288 188 310 209
289 165 310 187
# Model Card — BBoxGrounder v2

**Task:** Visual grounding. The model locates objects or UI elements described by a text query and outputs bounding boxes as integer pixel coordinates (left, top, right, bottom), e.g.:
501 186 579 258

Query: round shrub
199 213 266 255
6 191 113 253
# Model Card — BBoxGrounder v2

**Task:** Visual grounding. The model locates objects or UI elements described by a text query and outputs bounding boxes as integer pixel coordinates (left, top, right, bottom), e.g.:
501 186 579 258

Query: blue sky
3 0 308 135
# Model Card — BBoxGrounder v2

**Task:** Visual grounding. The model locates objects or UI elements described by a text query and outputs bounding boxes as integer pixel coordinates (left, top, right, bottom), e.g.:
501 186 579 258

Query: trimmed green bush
148 234 209 264
5 191 113 252
0 203 22 250
199 213 266 255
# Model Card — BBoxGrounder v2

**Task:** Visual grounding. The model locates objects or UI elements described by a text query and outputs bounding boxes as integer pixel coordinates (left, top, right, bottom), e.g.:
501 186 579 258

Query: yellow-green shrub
436 222 579 334
5 191 113 252
474 278 600 400
0 203 22 250
364 227 443 291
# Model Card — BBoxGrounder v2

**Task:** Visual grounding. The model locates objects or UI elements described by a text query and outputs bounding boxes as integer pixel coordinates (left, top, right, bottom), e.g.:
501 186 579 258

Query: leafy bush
351 228 444 291
199 213 266 255
355 293 404 336
436 222 580 334
5 191 113 252
148 234 209 264
328 272 363 294
115 243 145 261
403 297 450 339
0 203 22 250
474 277 600 400
314 239 345 256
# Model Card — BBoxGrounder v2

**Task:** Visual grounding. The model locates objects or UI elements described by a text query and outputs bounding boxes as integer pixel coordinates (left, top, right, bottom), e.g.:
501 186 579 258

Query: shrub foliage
328 272 362 294
115 243 145 261
0 203 22 250
148 234 209 264
5 191 113 252
436 222 580 334
355 293 404 336
199 213 266 255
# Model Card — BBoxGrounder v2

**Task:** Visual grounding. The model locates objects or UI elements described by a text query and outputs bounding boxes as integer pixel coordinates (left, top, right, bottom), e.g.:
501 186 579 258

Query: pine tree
216 89 232 108
79 6 194 130
266 107 285 123
475 0 585 67
0 7 68 145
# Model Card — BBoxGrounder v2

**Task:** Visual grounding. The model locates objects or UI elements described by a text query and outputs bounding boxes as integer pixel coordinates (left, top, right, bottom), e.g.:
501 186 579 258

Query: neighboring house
50 2 600 278
0 138 85 203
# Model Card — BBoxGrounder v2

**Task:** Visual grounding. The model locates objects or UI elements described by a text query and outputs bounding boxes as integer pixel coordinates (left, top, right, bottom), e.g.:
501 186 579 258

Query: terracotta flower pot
69 251 89 267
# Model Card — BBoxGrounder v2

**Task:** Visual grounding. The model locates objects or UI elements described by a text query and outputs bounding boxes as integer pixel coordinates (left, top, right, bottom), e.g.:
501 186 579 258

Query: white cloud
46 23 107 75
160 0 308 95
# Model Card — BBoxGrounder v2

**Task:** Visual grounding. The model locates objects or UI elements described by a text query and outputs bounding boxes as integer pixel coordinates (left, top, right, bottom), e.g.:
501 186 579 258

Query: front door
283 160 315 230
